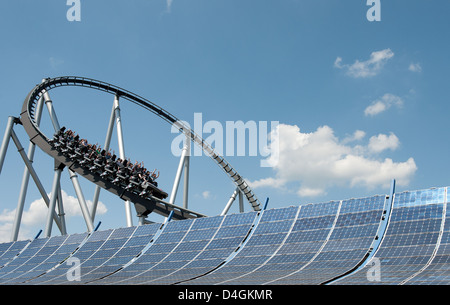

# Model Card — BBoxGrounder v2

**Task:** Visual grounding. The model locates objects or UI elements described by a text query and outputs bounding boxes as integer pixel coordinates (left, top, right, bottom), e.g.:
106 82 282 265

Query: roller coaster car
100 162 115 178
141 181 168 200
48 134 169 201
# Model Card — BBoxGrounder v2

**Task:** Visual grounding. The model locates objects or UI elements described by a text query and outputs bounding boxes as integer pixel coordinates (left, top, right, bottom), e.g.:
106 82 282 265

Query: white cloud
297 186 326 197
335 49 394 78
334 57 344 69
364 93 404 116
409 63 422 72
368 133 400 153
252 124 417 198
202 191 211 199
248 177 287 190
343 130 366 144
0 190 107 242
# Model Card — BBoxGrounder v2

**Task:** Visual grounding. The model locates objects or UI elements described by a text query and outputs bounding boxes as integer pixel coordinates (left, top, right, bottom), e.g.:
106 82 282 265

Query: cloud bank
0 190 107 242
250 124 417 198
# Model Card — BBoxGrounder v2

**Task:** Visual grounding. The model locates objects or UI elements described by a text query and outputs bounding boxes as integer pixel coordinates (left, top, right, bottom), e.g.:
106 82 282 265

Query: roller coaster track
19 77 261 220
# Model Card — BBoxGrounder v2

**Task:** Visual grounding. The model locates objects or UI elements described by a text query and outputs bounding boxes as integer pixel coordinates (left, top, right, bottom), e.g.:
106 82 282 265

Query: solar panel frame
333 188 448 285
1 186 450 285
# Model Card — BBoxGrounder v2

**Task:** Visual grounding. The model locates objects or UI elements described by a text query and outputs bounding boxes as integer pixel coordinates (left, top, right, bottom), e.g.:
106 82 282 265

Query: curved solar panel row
332 187 448 285
0 186 449 285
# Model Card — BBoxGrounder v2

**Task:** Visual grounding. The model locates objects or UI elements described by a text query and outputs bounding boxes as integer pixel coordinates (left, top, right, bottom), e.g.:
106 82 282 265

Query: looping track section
19 76 261 220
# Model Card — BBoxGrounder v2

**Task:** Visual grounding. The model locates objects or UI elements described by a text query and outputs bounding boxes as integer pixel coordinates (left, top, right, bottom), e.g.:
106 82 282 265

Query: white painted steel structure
0 76 261 241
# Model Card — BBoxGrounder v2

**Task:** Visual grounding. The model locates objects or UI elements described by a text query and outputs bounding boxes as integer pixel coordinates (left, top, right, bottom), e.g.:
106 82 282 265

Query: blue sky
0 1 449 241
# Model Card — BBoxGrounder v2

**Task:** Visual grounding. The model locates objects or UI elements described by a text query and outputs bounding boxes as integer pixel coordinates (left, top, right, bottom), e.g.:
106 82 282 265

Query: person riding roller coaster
49 127 168 200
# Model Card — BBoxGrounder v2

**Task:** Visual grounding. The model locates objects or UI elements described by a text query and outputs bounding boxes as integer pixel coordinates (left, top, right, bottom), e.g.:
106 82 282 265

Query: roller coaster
0 76 262 241
1 77 450 285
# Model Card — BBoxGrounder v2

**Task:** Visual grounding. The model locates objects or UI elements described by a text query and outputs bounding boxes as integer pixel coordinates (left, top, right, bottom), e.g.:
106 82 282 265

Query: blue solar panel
0 240 29 269
100 216 226 285
0 186 449 285
148 212 259 285
333 188 447 285
0 237 52 283
0 234 76 284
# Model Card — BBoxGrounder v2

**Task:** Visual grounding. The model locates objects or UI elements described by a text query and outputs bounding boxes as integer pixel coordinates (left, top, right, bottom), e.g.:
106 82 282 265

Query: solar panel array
0 186 449 285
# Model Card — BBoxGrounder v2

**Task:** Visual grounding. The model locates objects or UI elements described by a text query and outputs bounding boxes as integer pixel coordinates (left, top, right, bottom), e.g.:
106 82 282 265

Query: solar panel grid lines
213 206 303 285
124 212 262 285
333 187 448 285
2 186 450 285
408 232 450 284
0 234 70 284
261 201 343 285
178 211 261 285
20 232 90 284
248 201 342 285
62 226 139 284
400 188 448 284
370 208 444 284
168 214 258 284
85 221 170 284
0 236 52 283
0 240 30 269
194 201 348 285
29 229 115 285
139 215 227 285
323 191 394 285
266 196 387 285
98 218 198 285
80 223 161 284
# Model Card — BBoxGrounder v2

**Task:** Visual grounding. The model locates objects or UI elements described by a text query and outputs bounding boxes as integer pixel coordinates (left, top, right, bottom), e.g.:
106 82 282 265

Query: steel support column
11 94 46 241
69 171 95 232
183 138 190 209
43 89 93 233
91 101 116 221
44 169 63 237
238 189 244 213
169 134 190 206
0 116 16 173
113 95 134 227
221 187 240 216
56 184 67 235
10 128 63 233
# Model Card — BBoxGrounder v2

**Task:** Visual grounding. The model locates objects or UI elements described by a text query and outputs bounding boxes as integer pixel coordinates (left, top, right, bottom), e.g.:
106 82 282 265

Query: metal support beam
90 101 116 221
183 139 190 209
113 95 133 227
169 135 190 206
44 90 61 132
238 189 244 213
56 184 67 235
0 116 16 174
10 128 63 233
221 187 240 216
11 94 46 241
43 89 92 233
44 169 63 237
69 170 95 232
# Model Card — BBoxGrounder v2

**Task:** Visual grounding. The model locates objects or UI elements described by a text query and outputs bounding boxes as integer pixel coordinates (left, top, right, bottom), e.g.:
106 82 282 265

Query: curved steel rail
19 77 261 220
